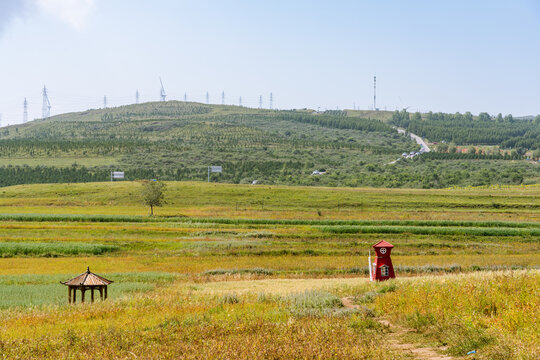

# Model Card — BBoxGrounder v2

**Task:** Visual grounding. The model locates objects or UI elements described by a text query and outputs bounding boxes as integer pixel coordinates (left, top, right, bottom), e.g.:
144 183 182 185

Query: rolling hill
0 101 537 188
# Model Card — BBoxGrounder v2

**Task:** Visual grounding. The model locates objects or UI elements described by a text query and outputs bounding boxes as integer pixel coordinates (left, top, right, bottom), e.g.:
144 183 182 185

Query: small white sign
112 171 124 179
210 166 222 173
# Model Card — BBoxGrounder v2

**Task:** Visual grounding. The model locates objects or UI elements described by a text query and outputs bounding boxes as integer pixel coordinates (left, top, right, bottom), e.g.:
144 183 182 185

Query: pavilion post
91 288 95 303
73 288 77 303
68 286 72 304
99 287 103 300
105 286 108 300
81 288 85 303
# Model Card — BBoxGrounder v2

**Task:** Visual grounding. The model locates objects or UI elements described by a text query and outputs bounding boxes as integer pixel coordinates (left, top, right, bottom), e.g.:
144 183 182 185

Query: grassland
0 181 538 358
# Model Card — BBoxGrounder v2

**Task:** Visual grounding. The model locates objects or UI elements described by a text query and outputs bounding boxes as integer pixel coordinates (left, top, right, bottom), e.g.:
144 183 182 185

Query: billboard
112 171 124 179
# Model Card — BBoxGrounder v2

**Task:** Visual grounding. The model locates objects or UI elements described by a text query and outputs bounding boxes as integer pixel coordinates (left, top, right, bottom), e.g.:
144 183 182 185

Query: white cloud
36 0 96 29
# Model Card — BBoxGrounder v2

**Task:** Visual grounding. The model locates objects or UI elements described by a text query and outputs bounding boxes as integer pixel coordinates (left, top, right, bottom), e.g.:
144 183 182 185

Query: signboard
208 166 222 182
111 171 125 181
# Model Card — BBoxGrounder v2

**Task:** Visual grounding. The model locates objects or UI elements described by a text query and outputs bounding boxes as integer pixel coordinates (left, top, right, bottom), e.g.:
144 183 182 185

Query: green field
0 181 538 359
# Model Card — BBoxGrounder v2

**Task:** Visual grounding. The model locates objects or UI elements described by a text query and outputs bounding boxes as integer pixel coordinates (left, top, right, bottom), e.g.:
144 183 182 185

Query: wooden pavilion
61 267 113 304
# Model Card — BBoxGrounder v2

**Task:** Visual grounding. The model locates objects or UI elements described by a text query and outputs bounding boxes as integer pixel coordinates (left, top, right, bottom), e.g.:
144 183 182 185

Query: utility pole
23 98 28 123
269 92 273 109
136 89 140 104
42 85 51 119
206 92 209 104
221 91 225 105
259 95 262 109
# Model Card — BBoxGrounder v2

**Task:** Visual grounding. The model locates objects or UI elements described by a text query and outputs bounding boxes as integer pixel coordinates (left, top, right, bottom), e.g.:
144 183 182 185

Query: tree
478 112 491 122
141 181 166 216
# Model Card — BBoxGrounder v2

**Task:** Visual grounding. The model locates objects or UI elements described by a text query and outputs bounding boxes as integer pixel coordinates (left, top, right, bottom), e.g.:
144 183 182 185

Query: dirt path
341 297 455 360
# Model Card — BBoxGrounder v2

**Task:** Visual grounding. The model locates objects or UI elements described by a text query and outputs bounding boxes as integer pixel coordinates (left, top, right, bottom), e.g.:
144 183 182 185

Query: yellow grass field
0 181 538 359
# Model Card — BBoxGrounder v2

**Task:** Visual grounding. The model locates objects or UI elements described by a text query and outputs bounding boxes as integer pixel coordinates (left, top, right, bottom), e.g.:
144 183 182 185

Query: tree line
391 110 540 150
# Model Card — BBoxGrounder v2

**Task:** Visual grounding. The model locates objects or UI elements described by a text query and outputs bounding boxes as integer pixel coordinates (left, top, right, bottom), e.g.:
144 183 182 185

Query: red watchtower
370 240 395 281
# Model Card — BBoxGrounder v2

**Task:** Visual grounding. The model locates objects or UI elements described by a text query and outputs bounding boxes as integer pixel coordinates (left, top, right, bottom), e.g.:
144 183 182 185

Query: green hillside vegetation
391 110 540 151
0 101 537 188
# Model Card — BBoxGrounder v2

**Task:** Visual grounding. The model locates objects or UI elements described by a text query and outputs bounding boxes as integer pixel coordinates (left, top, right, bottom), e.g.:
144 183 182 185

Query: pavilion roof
61 267 113 286
372 240 394 248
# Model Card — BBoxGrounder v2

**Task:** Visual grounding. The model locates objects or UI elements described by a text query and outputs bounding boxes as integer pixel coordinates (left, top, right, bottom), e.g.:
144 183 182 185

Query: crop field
0 181 538 359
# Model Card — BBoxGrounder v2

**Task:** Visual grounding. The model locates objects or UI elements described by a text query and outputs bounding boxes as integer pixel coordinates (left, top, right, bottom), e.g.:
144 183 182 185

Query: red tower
371 240 395 281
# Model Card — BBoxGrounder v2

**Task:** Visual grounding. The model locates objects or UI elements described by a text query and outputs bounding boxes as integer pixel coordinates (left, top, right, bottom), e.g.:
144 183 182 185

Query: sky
0 0 540 125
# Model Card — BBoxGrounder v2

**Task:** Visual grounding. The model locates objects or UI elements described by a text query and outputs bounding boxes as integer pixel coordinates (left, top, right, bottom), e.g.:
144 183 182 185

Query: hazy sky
1 0 540 125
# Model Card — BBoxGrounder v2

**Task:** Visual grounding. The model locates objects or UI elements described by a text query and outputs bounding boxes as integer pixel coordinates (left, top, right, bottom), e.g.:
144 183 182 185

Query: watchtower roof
61 267 113 286
373 240 394 248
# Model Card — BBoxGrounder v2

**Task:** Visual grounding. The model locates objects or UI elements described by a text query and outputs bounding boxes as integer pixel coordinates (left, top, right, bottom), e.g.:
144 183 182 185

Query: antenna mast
206 92 209 104
259 95 262 109
103 95 107 108
159 78 167 101
42 85 51 119
221 91 225 105
136 89 139 104
373 75 377 111
239 96 242 107
183 93 187 101
23 98 28 123
269 92 273 109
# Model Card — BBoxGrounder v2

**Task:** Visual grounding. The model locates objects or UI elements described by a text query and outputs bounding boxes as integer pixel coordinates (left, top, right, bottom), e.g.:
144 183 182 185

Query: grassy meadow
0 181 538 358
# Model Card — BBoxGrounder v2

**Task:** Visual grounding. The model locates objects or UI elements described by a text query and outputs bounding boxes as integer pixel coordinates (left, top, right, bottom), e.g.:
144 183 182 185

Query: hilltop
0 101 537 188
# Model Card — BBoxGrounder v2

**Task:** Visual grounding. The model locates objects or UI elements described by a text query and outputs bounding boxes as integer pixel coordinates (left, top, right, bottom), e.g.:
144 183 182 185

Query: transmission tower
159 77 167 101
221 91 225 105
239 96 242 107
23 98 28 123
103 95 107 108
269 92 273 109
183 93 187 101
136 89 140 104
42 85 51 119
206 92 209 104
373 75 377 111
259 95 262 109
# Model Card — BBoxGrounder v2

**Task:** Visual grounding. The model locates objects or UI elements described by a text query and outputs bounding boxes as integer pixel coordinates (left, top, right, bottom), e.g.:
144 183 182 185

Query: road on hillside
388 128 431 164
396 128 431 152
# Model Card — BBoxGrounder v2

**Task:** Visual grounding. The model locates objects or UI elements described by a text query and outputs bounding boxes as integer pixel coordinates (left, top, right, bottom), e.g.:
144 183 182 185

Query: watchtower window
381 266 389 277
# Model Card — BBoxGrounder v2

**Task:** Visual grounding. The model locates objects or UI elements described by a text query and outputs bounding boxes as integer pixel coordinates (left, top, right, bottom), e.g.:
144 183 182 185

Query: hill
0 101 538 188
